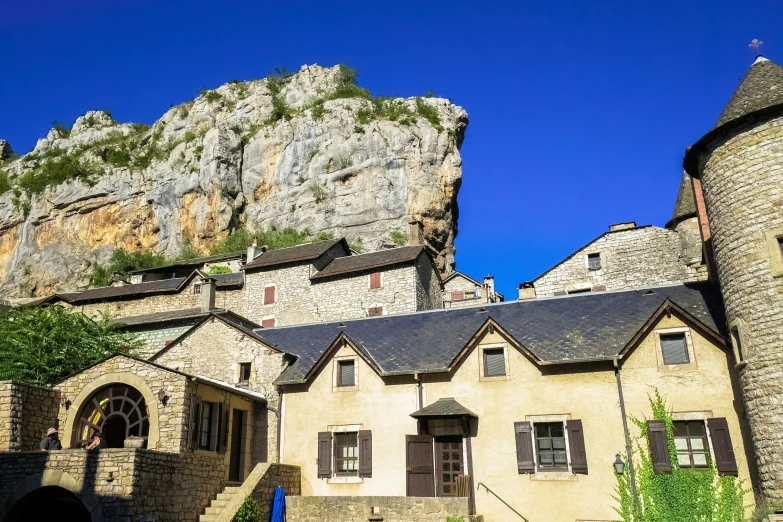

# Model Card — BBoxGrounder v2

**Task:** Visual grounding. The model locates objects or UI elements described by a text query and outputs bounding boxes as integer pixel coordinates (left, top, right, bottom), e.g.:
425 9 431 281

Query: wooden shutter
708 418 738 476
514 422 535 474
369 272 381 289
358 430 372 478
647 420 672 472
566 419 588 475
190 396 202 450
261 318 275 328
368 306 383 317
264 285 276 304
317 432 333 478
451 291 462 301
218 404 230 453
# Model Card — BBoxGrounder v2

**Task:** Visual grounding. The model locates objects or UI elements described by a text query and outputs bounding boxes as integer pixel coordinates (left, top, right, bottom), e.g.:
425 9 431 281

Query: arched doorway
73 383 150 448
4 486 90 522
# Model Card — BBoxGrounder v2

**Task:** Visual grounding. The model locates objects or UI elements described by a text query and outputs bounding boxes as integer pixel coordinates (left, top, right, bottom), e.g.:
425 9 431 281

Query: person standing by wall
40 428 61 451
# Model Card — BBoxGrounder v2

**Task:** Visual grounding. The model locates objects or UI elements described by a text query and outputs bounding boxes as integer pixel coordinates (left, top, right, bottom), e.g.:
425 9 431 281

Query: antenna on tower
749 39 764 57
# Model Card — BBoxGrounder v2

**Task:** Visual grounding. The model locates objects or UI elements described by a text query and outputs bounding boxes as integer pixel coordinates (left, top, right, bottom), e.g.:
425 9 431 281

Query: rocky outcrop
0 141 12 161
0 65 468 297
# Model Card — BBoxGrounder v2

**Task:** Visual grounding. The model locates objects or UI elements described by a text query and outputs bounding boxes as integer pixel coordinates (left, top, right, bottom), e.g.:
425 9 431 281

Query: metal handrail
476 482 531 522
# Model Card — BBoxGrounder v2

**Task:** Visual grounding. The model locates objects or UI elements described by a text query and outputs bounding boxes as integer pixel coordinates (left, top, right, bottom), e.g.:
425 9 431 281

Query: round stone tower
684 55 783 501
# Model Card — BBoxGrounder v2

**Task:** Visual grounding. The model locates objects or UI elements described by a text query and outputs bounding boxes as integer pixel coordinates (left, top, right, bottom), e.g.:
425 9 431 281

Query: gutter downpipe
414 373 423 409
614 357 639 511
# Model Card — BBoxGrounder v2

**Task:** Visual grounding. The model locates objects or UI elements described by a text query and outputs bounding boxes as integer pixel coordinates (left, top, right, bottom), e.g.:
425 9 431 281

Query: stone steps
199 486 241 522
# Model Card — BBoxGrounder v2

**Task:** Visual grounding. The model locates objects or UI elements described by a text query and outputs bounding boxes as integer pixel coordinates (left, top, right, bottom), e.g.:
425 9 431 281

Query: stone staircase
199 486 242 522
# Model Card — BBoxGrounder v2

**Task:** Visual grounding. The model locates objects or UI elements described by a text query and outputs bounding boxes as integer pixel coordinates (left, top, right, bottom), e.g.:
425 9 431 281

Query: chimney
483 275 495 298
409 219 423 246
200 277 216 312
246 238 259 263
518 282 536 300
608 222 636 232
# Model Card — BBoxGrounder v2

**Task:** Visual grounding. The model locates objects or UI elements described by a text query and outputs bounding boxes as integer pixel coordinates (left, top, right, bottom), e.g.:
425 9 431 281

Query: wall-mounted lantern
614 453 625 475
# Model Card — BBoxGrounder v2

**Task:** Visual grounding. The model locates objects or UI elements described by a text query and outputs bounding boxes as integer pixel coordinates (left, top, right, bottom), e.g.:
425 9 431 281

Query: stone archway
62 372 160 450
0 470 104 522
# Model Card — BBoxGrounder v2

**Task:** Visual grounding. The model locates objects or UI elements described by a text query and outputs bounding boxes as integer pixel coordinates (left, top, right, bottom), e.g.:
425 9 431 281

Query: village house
441 271 503 308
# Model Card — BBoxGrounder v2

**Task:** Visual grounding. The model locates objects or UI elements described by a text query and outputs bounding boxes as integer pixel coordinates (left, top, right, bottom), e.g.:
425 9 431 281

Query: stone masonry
0 449 226 522
0 382 60 452
285 496 469 522
697 114 783 501
533 225 707 297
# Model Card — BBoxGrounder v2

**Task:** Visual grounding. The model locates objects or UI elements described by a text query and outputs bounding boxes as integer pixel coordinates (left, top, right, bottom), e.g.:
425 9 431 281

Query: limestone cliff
0 65 467 297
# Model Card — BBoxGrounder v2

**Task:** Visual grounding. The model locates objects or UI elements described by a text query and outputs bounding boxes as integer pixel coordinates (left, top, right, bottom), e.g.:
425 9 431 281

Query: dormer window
587 253 601 270
660 333 689 365
337 360 356 387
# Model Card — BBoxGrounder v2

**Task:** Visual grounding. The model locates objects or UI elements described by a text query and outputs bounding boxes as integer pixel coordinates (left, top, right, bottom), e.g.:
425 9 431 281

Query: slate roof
715 57 783 127
70 271 243 303
258 282 726 385
311 246 426 280
684 57 783 177
411 398 478 418
666 172 697 228
128 251 246 274
243 239 345 270
110 307 210 327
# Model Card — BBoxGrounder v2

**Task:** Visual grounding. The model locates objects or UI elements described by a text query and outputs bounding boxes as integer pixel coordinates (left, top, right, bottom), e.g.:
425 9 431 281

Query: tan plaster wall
280 316 751 522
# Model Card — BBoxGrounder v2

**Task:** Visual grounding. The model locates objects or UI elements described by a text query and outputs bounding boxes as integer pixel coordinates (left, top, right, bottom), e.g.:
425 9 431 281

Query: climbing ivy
232 496 261 522
614 390 748 522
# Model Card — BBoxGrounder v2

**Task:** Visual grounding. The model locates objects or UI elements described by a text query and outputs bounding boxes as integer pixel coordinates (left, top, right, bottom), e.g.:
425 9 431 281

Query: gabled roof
128 251 246 274
242 239 347 271
310 245 426 280
442 271 483 287
411 397 478 418
532 225 653 282
70 271 242 304
258 282 726 385
110 307 210 327
684 56 783 177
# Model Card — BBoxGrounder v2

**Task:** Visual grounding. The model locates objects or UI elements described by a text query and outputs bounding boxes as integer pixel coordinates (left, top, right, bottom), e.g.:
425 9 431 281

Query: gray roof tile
411 398 478 418
259 283 725 385
715 57 783 127
311 246 425 280
243 239 345 270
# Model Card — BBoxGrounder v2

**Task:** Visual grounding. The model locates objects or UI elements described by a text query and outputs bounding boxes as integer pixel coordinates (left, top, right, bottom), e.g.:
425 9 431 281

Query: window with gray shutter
484 348 506 377
317 431 333 478
358 430 372 478
338 360 356 387
514 422 535 473
660 333 689 365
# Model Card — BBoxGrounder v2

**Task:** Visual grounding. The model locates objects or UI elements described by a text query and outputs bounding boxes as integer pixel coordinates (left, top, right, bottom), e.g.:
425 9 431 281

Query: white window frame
263 284 277 305
327 423 364 483
478 343 510 382
333 355 359 392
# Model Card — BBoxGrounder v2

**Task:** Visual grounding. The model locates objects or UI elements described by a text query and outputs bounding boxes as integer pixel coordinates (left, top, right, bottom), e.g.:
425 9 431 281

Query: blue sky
1 0 781 297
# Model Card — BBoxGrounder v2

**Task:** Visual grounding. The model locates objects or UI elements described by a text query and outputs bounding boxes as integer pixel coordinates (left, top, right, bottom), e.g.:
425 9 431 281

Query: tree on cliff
0 305 140 386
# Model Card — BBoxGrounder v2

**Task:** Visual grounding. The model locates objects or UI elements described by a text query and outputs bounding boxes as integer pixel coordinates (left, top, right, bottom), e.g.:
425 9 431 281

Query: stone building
682 54 783 503
441 271 503 308
128 251 246 283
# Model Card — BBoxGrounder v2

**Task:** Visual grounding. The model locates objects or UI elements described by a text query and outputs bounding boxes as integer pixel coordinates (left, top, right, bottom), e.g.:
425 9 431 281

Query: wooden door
436 438 464 496
406 435 435 497
228 410 244 481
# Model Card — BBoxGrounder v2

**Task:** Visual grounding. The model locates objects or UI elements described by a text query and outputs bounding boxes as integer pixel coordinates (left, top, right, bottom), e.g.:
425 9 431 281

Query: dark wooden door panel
228 410 244 481
406 435 434 497
436 439 464 496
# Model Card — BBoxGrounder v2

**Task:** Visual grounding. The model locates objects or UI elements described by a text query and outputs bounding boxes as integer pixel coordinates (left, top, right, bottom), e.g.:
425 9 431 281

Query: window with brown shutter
264 285 276 304
647 420 672 472
514 421 535 474
334 432 359 476
368 306 383 317
673 420 709 468
317 431 333 478
369 272 381 289
261 318 275 328
450 291 462 301
708 418 738 476
567 419 588 474
535 422 568 470
358 430 372 478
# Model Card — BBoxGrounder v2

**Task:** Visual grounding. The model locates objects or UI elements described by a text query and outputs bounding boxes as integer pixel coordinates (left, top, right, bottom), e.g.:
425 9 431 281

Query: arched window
73 384 150 448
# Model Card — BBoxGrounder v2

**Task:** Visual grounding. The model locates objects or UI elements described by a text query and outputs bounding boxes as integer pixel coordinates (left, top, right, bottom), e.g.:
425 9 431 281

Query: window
369 272 381 289
261 317 276 328
193 284 202 295
199 401 214 449
368 306 383 317
730 327 744 362
337 360 356 387
660 333 689 365
535 422 567 470
334 432 359 475
567 288 591 295
674 421 710 468
239 362 252 384
465 290 477 299
587 253 601 270
779 237 783 258
483 348 506 377
263 285 276 305
450 291 463 301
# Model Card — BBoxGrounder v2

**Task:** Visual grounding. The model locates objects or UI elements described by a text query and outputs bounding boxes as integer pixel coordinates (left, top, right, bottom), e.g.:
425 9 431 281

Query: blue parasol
270 485 286 522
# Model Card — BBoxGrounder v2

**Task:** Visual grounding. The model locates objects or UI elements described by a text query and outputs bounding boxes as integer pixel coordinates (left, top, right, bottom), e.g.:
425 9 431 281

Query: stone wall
245 263 317 326
54 355 191 452
250 464 301 520
533 226 707 297
0 449 226 522
130 321 195 359
698 114 783 501
0 382 60 452
415 253 443 310
286 496 469 522
153 317 285 461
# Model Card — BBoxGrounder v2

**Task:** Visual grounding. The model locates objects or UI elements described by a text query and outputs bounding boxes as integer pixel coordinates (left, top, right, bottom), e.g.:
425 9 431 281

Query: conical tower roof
666 171 697 229
713 56 783 128
684 56 783 177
